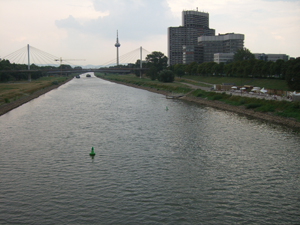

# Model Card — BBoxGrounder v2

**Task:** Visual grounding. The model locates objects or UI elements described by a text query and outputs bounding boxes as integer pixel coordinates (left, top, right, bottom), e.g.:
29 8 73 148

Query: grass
183 75 289 91
96 73 300 121
190 89 300 121
0 76 69 104
175 77 212 88
95 73 192 94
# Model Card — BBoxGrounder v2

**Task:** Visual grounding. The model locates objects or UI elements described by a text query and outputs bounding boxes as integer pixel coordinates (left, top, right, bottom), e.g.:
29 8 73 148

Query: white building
214 53 234 64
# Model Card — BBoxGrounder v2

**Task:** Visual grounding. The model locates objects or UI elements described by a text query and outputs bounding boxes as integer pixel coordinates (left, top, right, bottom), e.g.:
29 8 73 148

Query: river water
0 73 299 224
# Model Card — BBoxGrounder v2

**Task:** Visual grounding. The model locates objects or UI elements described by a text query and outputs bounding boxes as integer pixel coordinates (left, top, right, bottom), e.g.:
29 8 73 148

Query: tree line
131 49 299 90
168 48 300 90
170 58 299 80
0 59 74 82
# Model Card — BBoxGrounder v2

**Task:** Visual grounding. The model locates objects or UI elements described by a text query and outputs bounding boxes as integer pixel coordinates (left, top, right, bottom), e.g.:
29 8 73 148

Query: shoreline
1 76 299 129
0 78 72 117
102 78 300 129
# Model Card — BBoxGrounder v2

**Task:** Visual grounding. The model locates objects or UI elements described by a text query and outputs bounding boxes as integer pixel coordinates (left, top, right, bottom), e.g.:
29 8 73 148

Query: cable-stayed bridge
2 45 151 68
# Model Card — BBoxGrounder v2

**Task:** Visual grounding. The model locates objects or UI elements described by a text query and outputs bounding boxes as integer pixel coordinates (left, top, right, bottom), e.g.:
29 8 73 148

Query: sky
0 0 299 66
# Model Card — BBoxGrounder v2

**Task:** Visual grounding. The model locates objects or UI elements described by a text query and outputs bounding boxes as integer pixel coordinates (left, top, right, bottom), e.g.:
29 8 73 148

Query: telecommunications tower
115 30 121 66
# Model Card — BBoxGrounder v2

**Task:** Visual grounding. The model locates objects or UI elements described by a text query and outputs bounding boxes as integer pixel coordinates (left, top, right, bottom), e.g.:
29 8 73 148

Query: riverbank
0 77 72 116
99 76 300 129
1 75 299 129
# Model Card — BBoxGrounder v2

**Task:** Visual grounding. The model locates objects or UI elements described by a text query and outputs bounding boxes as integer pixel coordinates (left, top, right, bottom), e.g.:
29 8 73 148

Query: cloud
55 0 177 41
1 0 299 65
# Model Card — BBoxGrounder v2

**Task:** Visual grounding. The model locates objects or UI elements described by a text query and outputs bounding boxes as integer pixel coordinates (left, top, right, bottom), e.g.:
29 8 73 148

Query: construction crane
54 57 85 76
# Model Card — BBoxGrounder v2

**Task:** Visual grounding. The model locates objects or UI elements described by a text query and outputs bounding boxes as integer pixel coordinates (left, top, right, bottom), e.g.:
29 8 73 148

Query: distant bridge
1 44 151 80
2 45 151 68
0 67 148 74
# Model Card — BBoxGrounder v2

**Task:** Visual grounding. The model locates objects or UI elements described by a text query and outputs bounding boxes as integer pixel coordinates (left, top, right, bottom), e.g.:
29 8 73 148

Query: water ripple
0 75 299 224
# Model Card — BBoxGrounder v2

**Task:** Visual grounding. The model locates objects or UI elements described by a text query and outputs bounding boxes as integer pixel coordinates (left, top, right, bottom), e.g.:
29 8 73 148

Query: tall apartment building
198 33 244 62
168 10 215 65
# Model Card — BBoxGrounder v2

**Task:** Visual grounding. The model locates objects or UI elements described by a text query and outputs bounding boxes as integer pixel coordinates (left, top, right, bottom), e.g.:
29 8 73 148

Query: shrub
239 99 246 105
157 70 175 83
245 103 261 109
52 80 58 85
292 102 300 109
5 98 10 103
212 95 223 100
255 105 275 112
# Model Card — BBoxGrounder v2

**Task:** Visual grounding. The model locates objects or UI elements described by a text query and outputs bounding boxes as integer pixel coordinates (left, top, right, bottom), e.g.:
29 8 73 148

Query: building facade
214 52 234 64
183 45 203 64
168 10 215 65
198 33 244 62
253 53 289 62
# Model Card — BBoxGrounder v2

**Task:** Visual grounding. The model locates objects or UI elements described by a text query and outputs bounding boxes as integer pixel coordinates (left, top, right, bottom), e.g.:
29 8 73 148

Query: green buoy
89 147 95 156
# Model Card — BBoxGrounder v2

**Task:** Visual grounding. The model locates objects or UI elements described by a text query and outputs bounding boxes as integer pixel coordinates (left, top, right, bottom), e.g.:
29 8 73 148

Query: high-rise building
182 10 209 28
198 33 244 62
168 10 245 65
168 10 215 65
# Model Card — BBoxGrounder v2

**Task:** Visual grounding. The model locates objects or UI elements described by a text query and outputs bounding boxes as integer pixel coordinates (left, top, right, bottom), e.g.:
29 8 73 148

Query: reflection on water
0 73 299 224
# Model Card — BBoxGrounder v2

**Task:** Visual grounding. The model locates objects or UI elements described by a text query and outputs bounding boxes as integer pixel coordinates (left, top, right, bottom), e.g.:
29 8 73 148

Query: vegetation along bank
0 77 72 116
95 73 300 129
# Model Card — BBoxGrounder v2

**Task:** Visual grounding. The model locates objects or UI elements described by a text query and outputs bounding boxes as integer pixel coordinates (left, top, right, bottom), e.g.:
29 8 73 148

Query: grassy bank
183 75 289 90
96 73 300 122
190 89 300 121
0 76 70 105
95 73 192 94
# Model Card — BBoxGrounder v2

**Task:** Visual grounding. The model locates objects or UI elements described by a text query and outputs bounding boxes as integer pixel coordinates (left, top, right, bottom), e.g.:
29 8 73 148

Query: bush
5 98 10 103
245 103 261 109
256 105 275 112
212 95 223 100
52 80 58 85
292 102 300 109
239 99 246 105
157 70 175 83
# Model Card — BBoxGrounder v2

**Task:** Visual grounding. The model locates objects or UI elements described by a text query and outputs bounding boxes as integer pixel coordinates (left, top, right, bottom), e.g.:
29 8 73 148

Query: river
0 73 299 224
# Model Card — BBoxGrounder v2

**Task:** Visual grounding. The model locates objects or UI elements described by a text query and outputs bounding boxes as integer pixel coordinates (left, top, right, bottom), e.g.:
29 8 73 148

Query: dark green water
1 74 299 224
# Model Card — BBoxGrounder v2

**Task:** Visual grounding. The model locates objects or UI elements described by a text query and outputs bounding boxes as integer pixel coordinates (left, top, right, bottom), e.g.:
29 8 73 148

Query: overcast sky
1 0 299 66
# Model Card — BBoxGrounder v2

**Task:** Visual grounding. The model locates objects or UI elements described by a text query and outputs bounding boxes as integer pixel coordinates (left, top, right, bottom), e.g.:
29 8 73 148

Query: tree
205 62 217 76
285 58 300 90
224 63 233 76
197 63 206 76
218 62 225 76
233 47 255 62
133 59 146 77
232 61 241 76
271 59 285 79
261 61 274 77
243 61 253 78
252 60 265 78
174 64 185 78
211 63 220 76
157 69 175 83
145 51 168 80
186 62 198 75
147 66 158 80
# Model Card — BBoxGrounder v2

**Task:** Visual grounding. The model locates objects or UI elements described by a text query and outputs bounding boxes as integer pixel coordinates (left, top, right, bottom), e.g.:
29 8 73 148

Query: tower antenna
114 30 121 66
